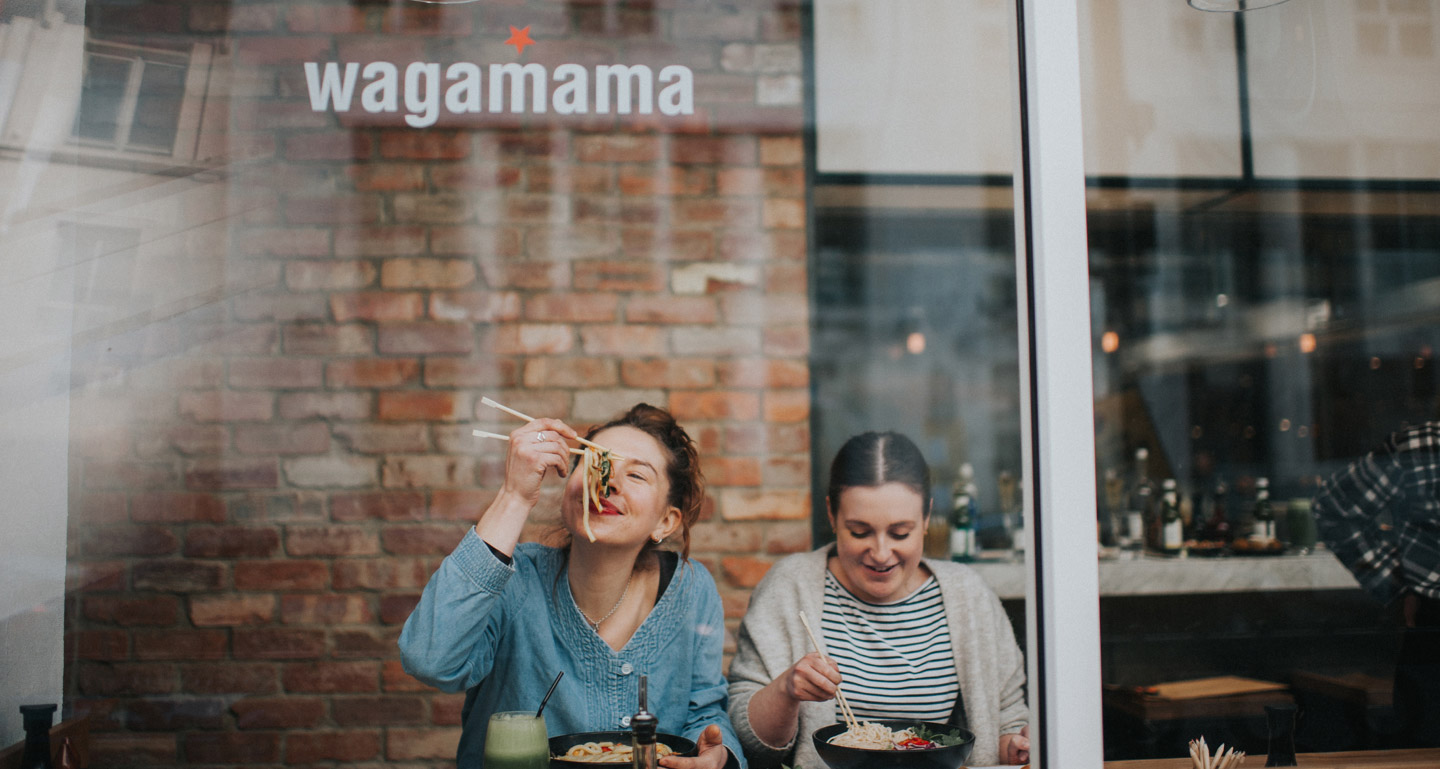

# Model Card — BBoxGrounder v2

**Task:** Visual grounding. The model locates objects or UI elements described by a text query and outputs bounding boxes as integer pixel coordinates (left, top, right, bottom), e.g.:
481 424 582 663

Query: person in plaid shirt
1313 421 1440 747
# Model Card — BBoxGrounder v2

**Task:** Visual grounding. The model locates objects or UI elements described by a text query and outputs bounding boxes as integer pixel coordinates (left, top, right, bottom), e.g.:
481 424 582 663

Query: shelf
967 550 1360 600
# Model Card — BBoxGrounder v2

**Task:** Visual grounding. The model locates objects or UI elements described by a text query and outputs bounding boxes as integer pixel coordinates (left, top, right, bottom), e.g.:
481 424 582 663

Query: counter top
1104 748 1440 769
966 551 1359 600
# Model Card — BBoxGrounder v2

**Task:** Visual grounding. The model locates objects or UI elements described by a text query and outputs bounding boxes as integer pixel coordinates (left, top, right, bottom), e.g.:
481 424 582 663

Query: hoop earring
650 535 665 545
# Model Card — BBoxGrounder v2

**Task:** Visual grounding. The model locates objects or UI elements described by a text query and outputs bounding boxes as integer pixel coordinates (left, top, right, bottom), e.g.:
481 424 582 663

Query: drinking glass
484 711 549 769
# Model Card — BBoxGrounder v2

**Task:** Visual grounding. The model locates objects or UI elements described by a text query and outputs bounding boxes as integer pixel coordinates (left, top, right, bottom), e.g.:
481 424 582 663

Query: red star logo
505 25 535 55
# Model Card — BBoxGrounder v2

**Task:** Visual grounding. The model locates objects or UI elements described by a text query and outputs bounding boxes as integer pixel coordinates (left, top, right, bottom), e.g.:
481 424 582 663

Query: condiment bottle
631 675 658 769
19 704 57 769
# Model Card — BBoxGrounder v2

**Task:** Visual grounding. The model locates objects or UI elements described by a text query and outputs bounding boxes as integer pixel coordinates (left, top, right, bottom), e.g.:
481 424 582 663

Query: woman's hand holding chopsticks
473 418 579 557
781 652 843 703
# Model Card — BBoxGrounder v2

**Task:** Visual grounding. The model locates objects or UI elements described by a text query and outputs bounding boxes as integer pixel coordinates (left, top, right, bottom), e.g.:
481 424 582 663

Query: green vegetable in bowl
910 724 969 748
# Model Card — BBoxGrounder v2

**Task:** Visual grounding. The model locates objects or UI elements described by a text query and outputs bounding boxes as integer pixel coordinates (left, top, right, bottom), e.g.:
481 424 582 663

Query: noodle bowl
549 730 696 767
562 741 675 762
811 720 975 769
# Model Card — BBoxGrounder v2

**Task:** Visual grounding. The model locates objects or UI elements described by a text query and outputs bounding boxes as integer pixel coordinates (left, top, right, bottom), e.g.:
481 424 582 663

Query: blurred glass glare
1187 0 1292 11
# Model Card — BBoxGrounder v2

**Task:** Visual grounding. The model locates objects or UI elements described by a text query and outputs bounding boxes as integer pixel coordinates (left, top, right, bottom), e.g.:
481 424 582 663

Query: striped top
820 569 960 722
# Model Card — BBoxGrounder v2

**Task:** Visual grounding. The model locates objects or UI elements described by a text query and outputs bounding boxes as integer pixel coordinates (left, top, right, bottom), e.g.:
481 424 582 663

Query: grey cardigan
726 546 1028 768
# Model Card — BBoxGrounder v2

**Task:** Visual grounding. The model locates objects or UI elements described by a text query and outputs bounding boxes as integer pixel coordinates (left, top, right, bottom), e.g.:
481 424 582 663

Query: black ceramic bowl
549 730 697 767
811 721 975 769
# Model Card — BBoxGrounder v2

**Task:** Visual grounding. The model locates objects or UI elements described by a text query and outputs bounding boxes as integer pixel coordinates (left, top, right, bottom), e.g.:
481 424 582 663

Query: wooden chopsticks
479 397 627 460
470 429 585 455
798 610 859 731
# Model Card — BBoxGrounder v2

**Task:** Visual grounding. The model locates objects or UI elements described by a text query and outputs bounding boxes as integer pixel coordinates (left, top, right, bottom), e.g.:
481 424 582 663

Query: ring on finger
534 432 545 443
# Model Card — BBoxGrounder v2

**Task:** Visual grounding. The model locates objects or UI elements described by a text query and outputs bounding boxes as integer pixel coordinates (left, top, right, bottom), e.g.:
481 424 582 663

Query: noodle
579 447 614 543
828 722 928 750
561 741 675 762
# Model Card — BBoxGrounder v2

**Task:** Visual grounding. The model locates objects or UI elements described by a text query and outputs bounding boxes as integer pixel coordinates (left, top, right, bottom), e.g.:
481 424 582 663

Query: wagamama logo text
304 60 695 127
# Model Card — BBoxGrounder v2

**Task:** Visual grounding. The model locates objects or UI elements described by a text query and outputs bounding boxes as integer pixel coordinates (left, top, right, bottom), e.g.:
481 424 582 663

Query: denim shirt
399 531 745 768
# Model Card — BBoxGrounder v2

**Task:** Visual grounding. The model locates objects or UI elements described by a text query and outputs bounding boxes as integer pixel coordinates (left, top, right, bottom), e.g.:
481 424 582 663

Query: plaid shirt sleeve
1312 423 1440 604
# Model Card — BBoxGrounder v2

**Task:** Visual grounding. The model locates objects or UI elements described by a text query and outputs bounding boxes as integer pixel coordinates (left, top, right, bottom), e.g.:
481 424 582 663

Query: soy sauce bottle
631 676 658 769
20 704 57 769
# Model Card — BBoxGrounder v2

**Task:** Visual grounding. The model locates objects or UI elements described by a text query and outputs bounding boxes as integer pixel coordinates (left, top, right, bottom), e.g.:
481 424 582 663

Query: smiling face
560 425 680 549
827 482 932 604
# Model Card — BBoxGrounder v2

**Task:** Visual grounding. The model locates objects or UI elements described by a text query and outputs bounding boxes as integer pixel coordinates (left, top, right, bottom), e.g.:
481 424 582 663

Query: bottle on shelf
1160 479 1184 555
1100 467 1124 548
1251 477 1276 543
1125 447 1154 555
950 463 978 562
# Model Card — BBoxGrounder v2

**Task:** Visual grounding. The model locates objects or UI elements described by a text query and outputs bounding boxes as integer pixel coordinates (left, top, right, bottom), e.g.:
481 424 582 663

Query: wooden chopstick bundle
798 611 859 731
480 397 627 459
1188 737 1244 769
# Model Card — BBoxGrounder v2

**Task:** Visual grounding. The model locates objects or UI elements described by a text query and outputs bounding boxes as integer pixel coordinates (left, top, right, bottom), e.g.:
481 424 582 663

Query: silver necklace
579 572 634 629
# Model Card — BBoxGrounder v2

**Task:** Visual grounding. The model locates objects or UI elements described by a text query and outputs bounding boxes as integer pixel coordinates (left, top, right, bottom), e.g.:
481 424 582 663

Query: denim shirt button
619 662 633 675
620 716 632 728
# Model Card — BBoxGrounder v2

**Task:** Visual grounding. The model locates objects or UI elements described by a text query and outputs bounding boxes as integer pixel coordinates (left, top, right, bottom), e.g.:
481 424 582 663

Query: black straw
536 671 564 718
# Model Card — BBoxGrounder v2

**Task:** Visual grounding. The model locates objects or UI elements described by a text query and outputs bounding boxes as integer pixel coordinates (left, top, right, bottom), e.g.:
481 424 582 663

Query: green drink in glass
484 711 549 769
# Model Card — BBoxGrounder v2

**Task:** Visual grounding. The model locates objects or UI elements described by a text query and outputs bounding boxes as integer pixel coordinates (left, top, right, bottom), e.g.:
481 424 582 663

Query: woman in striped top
727 432 1029 768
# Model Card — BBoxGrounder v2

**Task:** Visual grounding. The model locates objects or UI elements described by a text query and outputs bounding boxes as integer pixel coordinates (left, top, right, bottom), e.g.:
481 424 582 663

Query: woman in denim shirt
400 404 742 769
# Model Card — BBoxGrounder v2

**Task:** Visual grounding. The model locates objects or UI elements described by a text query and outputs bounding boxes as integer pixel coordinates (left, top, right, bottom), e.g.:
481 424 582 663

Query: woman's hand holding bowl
659 724 727 769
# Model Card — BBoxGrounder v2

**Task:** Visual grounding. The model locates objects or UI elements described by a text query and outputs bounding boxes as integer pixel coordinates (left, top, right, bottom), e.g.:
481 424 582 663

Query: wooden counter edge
1104 748 1440 769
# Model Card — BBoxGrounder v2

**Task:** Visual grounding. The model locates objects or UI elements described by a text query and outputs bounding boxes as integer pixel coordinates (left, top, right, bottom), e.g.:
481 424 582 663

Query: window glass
1085 0 1440 760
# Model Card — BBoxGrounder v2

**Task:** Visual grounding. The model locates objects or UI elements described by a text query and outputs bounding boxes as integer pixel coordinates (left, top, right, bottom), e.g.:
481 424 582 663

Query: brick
387 727 463 761
617 166 712 196
573 260 665 292
334 226 427 257
429 490 495 521
625 296 718 325
81 527 177 558
717 358 808 388
279 392 373 420
432 693 466 725
525 293 620 323
330 695 426 727
333 424 429 455
379 130 470 160
332 627 402 659
670 392 760 421
522 357 617 388
146 425 227 457
285 5 369 33
424 358 519 388
327 359 420 388
578 326 665 356
571 389 666 423
286 194 384 225
285 260 377 291
380 593 422 625
83 461 176 490
184 732 282 763
133 630 228 661
183 526 281 558
186 458 280 490
189 594 275 627
284 456 379 488
343 164 426 193
674 199 761 227
429 290 523 323
381 524 466 556
764 325 809 357
394 193 472 224
378 322 474 355
283 323 375 356
128 492 224 524
705 456 763 487
70 630 128 660
280 594 374 625
230 358 326 390
235 227 332 258
764 198 806 229
75 663 175 696
331 491 426 522
382 659 428 691
83 596 178 627
280 659 380 696
671 136 758 165
487 324 574 355
284 131 374 161
181 663 279 694
381 258 478 289
235 35 331 65
672 327 760 357
232 293 330 323
722 293 807 326
378 391 461 421
227 697 323 731
126 697 226 731
689 522 765 554
234 424 331 456
332 559 434 590
381 456 477 489
432 225 522 258
764 389 809 423
719 489 809 521
132 560 225 592
720 556 773 589
287 526 381 557
724 423 810 455
382 5 473 35
233 629 327 660
621 359 715 389
68 561 126 593
330 292 425 322
286 731 382 763
763 456 810 488
77 492 129 525
235 561 329 591
763 522 812 554
90 734 177 764
575 135 660 163
178 391 274 423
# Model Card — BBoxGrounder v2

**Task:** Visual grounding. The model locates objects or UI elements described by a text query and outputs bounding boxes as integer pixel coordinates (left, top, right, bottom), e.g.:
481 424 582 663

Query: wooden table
1104 748 1440 769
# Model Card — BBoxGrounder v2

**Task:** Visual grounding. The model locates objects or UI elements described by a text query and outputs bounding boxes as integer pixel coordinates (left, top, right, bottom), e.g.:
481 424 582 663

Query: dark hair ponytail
826 431 932 516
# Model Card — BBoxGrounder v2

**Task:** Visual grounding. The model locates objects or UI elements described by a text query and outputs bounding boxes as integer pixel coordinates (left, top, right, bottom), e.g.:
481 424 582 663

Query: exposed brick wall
63 0 810 765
